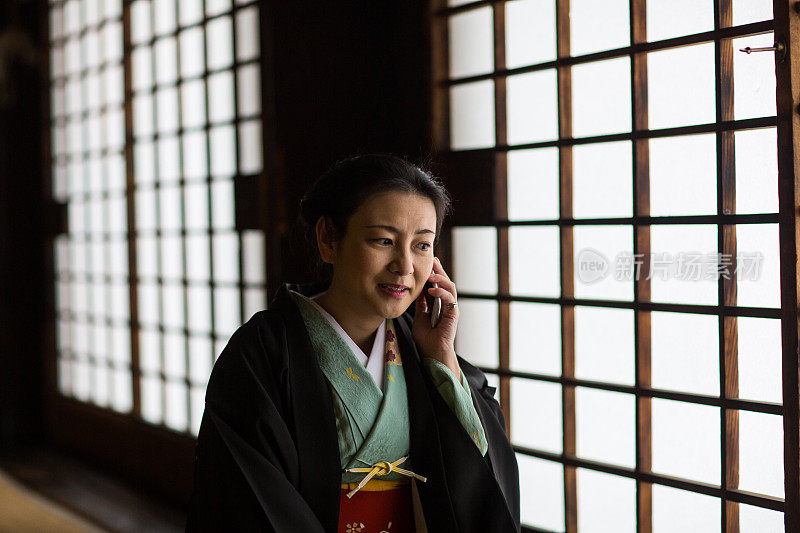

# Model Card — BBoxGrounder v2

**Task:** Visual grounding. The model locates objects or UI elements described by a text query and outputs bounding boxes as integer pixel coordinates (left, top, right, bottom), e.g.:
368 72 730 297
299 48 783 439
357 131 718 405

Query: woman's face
321 191 437 320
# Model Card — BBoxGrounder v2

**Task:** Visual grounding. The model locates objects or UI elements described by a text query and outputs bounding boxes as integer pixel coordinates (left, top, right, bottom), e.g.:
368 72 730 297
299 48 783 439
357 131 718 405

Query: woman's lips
378 284 409 298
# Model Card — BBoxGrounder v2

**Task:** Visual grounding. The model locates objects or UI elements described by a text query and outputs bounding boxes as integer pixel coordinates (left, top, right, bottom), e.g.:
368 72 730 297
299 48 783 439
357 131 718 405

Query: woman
186 155 520 532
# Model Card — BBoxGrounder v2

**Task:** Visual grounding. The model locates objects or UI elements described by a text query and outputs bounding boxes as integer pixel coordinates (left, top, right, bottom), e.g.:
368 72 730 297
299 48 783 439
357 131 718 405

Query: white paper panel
152 0 176 37
109 282 129 321
134 140 155 184
237 63 261 117
651 311 719 395
182 131 208 180
135 187 157 231
652 399 720 483
163 330 186 379
739 504 784 533
732 0 773 25
187 284 212 332
735 128 778 214
179 0 203 27
738 317 782 403
570 0 629 56
107 195 127 234
648 43 716 129
184 182 209 230
111 325 131 366
136 234 158 278
160 235 183 281
448 6 493 79
57 358 72 397
649 133 717 216
108 239 128 277
90 364 110 407
509 302 561 375
73 360 91 401
206 0 232 17
507 147 560 221
518 455 565 532
650 225 718 305
572 57 632 137
130 1 152 46
509 226 560 298
647 0 714 41
209 125 237 177
238 119 263 174
574 225 633 301
72 320 89 358
576 388 635 467
577 469 636 533
211 180 236 228
179 28 205 78
450 80 496 150
505 0 556 69
105 0 122 19
575 306 634 385
186 234 211 282
158 135 181 182
141 374 163 424
107 153 126 192
162 283 186 330
181 79 206 130
242 230 266 284
158 186 182 232
739 411 784 497
91 323 108 362
139 328 161 374
213 232 240 284
111 367 133 413
736 223 780 308
206 16 234 71
452 226 498 295
733 33 777 120
244 288 267 320
165 379 188 431
510 378 562 453
214 286 241 337
154 36 177 86
573 141 632 218
652 485 720 532
235 7 260 62
455 298 499 368
208 70 235 124
156 87 179 134
506 70 558 145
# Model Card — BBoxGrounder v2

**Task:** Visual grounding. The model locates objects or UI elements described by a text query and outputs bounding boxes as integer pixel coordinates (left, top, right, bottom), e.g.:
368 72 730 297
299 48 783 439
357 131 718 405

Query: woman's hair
298 153 452 277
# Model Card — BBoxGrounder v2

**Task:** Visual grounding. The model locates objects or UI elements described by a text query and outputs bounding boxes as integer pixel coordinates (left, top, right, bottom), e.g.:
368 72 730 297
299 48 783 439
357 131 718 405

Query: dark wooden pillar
0 0 48 449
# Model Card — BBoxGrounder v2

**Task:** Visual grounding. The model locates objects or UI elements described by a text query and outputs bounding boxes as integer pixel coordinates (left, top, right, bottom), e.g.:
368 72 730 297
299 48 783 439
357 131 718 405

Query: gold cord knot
344 456 427 498
374 461 393 476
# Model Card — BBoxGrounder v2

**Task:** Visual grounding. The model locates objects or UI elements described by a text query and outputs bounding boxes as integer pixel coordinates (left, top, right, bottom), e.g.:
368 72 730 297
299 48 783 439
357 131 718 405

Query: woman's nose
389 251 414 276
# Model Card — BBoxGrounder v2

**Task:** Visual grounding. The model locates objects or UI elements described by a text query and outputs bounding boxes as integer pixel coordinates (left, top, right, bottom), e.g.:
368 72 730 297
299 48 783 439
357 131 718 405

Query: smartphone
424 281 443 328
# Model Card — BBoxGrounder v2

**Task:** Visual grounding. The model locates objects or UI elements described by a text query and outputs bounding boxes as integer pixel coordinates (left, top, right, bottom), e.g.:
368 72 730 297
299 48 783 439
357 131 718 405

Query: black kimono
185 281 520 532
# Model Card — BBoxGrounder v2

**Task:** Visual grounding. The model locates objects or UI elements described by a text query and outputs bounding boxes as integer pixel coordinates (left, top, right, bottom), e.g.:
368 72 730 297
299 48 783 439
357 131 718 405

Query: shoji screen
49 0 266 437
435 0 795 531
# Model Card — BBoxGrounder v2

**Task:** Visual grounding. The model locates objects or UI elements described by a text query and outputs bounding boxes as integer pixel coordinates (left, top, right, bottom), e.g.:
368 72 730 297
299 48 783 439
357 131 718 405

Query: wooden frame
433 0 800 531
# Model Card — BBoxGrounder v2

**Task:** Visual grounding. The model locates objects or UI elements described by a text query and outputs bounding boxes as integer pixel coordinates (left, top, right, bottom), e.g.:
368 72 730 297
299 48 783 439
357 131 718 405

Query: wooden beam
773 0 800 531
556 0 577 530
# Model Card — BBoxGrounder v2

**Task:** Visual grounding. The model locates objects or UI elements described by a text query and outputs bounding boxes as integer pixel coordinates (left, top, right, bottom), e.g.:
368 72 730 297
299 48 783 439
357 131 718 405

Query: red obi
337 481 415 533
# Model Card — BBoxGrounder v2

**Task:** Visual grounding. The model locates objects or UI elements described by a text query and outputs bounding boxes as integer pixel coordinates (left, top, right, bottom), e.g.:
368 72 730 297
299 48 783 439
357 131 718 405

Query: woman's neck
312 286 383 355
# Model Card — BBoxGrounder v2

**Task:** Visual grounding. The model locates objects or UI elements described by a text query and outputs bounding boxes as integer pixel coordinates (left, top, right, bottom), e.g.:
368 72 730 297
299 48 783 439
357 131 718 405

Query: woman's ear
315 216 337 264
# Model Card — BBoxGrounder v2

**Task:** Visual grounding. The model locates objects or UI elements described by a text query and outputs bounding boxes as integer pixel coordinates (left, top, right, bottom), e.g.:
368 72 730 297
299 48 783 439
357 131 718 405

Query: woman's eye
417 242 431 251
373 238 393 245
